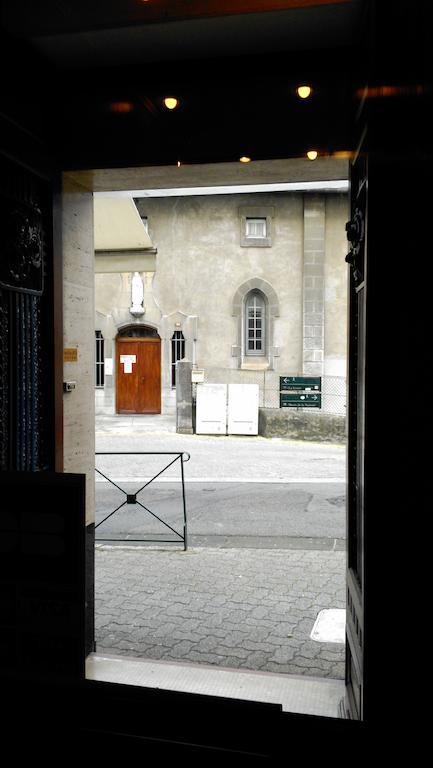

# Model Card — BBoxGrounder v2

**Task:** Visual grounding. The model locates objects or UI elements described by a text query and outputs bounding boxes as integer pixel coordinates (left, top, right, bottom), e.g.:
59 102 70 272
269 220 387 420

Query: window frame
244 290 267 357
171 330 186 387
239 206 274 247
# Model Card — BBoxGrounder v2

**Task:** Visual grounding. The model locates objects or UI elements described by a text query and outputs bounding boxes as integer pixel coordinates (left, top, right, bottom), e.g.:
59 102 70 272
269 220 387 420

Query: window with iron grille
245 290 266 355
95 330 105 388
171 330 185 387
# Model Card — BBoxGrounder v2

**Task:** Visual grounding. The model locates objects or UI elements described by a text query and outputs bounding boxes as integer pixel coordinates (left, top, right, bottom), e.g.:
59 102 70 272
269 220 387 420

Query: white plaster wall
62 175 95 525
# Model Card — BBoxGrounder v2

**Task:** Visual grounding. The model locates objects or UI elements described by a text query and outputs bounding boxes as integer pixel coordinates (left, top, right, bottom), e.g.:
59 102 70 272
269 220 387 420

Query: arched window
171 330 185 386
245 290 266 356
117 324 159 338
95 330 105 388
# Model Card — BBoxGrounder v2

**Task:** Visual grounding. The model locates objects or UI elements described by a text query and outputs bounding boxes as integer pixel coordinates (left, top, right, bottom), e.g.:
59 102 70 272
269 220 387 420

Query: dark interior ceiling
3 1 364 69
2 1 363 51
5 1 414 171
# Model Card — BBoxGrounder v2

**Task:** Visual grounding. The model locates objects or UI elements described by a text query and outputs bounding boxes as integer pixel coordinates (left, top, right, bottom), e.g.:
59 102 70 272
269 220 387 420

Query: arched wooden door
116 336 161 414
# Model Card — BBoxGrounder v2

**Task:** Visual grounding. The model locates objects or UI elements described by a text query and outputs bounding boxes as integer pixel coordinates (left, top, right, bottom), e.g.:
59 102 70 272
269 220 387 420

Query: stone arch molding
231 278 280 369
232 277 280 318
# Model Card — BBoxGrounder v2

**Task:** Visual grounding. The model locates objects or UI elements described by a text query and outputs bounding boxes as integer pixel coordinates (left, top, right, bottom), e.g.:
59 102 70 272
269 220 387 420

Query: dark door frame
1 0 429 753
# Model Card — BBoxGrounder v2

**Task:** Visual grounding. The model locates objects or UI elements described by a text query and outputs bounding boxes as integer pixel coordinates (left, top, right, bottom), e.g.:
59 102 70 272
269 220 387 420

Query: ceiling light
109 101 134 113
307 150 318 161
239 156 251 163
163 97 179 110
297 85 312 99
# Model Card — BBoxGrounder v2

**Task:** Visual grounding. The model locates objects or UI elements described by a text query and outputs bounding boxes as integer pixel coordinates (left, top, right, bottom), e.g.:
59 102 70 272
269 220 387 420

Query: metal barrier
95 452 190 550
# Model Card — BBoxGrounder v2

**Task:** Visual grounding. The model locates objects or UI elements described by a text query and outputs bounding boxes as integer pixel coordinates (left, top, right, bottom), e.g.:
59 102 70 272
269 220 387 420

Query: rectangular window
171 331 185 387
245 217 267 239
239 206 273 247
95 331 105 388
245 292 265 355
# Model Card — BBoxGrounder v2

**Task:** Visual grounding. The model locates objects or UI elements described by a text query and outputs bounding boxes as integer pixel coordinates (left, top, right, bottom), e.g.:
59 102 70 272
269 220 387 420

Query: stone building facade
94 189 348 415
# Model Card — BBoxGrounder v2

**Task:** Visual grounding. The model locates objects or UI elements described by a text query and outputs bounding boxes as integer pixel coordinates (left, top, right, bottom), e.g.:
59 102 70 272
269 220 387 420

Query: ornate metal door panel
344 148 367 720
0 154 54 471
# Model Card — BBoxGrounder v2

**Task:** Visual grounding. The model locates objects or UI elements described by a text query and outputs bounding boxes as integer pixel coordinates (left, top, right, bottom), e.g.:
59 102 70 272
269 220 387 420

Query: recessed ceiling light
307 150 318 161
239 156 251 163
163 97 179 110
297 85 312 99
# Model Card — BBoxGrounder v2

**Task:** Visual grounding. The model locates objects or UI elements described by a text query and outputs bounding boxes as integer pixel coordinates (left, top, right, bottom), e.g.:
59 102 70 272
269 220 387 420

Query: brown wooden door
116 337 161 414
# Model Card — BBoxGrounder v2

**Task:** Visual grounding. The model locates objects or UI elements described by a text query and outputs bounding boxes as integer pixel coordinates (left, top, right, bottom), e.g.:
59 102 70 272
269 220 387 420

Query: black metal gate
95 452 189 550
0 154 56 472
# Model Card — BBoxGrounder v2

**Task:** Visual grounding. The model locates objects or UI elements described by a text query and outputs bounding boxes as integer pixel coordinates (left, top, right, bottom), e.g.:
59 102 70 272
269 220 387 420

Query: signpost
280 392 322 408
279 376 322 409
280 376 321 391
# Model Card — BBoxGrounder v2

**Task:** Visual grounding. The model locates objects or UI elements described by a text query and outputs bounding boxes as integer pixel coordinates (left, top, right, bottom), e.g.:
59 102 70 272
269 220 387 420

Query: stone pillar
176 359 193 434
62 173 96 654
303 196 325 376
62 175 95 524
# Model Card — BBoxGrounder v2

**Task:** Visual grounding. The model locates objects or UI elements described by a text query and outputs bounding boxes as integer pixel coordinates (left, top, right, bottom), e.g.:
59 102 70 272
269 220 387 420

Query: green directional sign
280 392 322 408
280 376 321 391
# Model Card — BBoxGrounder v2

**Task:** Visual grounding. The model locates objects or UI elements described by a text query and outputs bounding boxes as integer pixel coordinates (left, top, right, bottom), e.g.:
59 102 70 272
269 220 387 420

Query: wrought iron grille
95 330 104 388
171 330 185 387
95 451 189 550
201 367 347 415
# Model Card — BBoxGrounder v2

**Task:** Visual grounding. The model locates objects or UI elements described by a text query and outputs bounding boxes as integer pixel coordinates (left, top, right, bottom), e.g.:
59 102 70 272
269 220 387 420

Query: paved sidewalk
95 545 346 680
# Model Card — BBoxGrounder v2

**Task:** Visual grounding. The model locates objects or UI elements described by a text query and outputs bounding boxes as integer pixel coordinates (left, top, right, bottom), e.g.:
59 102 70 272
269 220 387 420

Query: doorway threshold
86 652 344 719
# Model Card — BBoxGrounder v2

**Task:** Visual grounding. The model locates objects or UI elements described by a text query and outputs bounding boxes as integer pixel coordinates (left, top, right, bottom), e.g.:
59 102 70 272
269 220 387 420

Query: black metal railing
95 452 190 550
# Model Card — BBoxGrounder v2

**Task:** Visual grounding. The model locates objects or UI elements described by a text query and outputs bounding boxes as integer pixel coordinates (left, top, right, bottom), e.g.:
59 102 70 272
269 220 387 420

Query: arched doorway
116 325 161 414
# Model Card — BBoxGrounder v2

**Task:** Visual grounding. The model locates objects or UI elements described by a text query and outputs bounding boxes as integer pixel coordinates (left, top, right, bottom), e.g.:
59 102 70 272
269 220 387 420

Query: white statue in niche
130 271 145 317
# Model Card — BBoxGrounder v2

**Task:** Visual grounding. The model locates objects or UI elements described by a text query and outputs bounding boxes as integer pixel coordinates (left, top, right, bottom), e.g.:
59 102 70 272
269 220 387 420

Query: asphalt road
95 480 345 550
95 432 345 483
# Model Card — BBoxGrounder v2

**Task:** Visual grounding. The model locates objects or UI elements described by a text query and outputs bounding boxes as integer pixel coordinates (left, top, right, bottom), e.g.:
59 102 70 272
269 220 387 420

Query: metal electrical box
191 368 205 383
195 383 227 434
227 383 259 435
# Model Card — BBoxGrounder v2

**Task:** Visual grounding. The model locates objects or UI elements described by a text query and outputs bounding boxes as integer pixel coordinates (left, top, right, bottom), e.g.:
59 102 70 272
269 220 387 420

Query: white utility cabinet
227 383 259 435
195 383 227 434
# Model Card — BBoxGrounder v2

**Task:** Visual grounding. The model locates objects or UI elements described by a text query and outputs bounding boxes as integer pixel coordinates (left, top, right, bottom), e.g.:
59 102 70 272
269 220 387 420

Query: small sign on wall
64 348 78 362
191 369 205 383
120 354 136 373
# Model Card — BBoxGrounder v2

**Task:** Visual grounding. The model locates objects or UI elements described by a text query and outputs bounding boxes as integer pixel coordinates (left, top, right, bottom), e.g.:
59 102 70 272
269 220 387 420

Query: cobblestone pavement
95 545 346 679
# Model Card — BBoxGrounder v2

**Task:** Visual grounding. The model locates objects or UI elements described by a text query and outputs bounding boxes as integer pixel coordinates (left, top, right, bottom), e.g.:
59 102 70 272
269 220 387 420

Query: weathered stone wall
258 408 346 443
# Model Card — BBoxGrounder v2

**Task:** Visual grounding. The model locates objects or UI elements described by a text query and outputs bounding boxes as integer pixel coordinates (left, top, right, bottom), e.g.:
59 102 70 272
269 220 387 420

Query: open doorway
79 157 350 717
